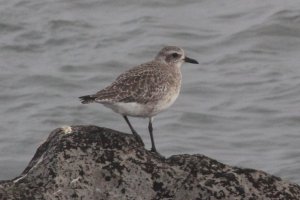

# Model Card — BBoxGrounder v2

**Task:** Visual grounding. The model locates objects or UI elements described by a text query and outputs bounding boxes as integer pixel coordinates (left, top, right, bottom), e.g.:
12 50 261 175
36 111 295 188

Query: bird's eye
172 53 179 58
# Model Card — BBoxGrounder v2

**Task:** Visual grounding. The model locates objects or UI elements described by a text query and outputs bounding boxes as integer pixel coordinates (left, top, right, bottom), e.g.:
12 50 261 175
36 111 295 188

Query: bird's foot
150 148 165 159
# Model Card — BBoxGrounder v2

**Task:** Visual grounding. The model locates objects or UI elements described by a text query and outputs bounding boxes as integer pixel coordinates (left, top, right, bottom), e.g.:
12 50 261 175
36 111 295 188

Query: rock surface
0 125 300 200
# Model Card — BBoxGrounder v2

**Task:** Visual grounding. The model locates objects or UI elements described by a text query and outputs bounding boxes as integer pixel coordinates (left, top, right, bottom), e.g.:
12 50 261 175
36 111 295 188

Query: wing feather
93 62 172 104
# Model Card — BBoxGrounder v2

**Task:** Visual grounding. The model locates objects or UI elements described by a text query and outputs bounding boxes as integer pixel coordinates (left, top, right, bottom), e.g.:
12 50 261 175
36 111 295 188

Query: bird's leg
123 115 144 146
148 118 164 158
147 118 162 154
148 117 157 152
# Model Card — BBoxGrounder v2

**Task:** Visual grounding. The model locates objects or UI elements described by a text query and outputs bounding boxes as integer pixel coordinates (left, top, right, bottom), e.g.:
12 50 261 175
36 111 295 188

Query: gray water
1 0 300 184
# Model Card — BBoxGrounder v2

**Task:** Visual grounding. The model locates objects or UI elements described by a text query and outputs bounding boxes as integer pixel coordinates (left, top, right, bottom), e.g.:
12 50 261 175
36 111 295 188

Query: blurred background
0 0 300 183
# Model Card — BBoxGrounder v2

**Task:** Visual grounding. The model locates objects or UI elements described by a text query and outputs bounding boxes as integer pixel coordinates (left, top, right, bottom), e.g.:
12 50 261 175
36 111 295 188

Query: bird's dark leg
148 117 164 158
148 117 157 152
123 115 144 146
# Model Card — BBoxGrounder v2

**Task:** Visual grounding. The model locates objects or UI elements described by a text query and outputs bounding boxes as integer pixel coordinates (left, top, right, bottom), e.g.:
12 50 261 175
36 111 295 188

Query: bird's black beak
184 56 199 64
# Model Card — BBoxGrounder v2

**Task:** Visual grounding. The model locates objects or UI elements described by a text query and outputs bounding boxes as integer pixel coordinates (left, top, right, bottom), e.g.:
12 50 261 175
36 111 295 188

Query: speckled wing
93 62 172 104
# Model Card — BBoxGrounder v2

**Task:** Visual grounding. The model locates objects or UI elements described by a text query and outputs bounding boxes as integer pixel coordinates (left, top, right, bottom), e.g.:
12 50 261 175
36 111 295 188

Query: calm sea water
1 0 300 183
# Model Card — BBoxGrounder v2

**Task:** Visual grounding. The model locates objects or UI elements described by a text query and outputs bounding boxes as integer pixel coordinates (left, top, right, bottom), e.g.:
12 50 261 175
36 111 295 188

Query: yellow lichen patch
61 126 72 134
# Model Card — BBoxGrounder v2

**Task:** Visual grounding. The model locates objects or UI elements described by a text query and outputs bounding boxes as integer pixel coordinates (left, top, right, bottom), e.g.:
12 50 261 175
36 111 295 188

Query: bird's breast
152 85 181 114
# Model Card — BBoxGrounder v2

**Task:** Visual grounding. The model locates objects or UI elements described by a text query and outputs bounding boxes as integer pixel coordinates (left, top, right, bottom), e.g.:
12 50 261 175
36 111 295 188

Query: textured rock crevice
0 125 299 200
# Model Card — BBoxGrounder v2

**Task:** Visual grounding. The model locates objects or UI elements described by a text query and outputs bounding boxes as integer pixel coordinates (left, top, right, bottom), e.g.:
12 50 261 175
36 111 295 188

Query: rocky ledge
0 125 299 200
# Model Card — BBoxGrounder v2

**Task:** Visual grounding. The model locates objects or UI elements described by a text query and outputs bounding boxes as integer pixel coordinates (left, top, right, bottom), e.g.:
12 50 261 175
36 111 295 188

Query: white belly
102 90 180 118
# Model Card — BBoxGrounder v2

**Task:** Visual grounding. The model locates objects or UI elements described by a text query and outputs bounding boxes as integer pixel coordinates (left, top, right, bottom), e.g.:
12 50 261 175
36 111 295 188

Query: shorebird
79 46 198 154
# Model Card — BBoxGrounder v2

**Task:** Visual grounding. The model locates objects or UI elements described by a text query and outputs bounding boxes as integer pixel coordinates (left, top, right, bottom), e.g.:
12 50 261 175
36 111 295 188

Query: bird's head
155 46 198 67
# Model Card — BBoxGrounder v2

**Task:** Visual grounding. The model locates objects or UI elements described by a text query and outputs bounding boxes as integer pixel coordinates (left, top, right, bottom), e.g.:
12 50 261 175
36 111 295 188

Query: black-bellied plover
79 46 198 155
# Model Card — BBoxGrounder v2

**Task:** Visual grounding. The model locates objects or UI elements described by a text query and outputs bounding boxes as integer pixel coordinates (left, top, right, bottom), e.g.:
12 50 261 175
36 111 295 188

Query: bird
79 46 198 155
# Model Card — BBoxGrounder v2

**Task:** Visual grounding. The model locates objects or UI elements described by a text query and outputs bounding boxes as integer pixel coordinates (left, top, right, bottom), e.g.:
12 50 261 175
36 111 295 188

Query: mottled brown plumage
93 61 181 104
79 46 198 155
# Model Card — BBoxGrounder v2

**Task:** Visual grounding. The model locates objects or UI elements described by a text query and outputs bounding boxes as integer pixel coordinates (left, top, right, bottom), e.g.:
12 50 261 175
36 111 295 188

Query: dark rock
0 125 299 200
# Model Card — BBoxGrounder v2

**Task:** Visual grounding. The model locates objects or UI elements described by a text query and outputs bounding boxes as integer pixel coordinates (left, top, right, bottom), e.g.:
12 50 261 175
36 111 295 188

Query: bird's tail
79 95 96 104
